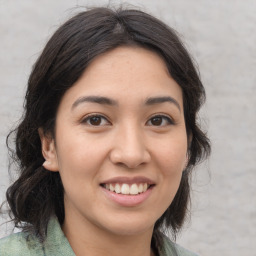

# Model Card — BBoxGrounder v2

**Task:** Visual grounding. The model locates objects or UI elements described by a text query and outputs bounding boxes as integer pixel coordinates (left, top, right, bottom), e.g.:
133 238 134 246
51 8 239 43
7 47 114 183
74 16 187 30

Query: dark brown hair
2 6 210 253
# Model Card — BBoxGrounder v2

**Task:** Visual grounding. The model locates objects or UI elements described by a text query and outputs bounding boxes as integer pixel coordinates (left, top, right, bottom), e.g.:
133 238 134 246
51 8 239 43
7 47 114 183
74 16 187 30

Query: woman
0 7 210 256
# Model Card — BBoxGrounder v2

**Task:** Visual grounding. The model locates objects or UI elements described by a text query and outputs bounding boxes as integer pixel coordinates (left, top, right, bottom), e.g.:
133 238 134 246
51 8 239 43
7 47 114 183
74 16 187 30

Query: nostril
109 149 151 169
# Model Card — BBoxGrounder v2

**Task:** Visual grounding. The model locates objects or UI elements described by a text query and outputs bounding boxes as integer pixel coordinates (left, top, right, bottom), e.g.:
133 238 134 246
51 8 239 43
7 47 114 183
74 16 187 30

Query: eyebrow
145 96 181 111
72 95 181 112
72 96 118 110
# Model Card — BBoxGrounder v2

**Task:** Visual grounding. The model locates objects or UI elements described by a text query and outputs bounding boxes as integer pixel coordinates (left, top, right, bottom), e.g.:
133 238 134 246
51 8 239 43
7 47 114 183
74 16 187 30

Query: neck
62 212 155 256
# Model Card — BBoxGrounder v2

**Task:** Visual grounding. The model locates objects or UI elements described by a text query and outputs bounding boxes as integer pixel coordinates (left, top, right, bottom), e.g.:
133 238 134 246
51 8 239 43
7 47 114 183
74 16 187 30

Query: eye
82 114 110 126
146 115 174 126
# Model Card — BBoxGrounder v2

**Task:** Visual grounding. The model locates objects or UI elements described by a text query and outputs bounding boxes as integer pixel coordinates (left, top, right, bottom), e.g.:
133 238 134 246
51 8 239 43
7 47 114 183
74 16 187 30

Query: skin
40 46 188 256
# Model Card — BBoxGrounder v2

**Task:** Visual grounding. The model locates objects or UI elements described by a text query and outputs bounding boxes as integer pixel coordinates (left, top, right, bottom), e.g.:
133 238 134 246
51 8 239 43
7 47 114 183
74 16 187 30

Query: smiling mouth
101 183 153 195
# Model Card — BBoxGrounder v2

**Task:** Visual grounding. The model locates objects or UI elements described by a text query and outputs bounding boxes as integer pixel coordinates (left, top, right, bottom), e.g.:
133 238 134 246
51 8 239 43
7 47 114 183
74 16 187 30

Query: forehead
59 46 183 110
85 46 170 83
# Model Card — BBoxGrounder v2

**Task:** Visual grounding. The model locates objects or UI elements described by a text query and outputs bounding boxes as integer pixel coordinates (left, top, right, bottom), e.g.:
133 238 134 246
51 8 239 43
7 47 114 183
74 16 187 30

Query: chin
98 215 155 237
107 225 153 237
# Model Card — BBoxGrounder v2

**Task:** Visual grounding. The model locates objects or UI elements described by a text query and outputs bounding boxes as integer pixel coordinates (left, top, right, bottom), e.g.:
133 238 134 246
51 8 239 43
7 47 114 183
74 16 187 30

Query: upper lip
100 176 155 185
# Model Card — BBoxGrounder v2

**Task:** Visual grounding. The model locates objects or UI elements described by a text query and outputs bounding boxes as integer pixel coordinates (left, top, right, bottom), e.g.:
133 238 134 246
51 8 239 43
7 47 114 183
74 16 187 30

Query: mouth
100 183 154 195
100 177 155 206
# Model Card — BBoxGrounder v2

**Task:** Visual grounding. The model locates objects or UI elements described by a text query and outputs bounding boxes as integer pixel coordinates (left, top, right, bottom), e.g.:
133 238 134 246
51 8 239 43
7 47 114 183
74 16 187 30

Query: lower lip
101 186 153 207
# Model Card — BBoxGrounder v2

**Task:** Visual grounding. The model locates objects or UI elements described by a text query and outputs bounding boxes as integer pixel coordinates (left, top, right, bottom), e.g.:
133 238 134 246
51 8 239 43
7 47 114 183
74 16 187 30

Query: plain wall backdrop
0 1 255 255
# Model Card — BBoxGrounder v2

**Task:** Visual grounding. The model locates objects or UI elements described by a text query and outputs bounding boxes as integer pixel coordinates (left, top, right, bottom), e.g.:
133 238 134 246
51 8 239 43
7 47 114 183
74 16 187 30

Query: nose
109 125 151 169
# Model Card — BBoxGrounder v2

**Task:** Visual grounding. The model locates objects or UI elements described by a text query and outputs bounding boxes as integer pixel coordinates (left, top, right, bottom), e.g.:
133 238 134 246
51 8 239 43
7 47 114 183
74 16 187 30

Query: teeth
121 184 129 194
104 183 150 195
109 184 114 192
138 184 143 193
130 184 139 195
115 184 121 194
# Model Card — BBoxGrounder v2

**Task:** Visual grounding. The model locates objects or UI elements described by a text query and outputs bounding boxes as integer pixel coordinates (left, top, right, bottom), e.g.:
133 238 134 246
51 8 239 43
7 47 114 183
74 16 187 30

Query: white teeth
130 184 139 195
121 184 130 194
115 184 121 194
138 184 143 193
109 184 114 192
104 183 150 195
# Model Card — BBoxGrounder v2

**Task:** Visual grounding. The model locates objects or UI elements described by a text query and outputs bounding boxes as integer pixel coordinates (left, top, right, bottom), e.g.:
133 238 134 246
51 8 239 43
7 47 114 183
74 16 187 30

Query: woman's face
43 46 188 237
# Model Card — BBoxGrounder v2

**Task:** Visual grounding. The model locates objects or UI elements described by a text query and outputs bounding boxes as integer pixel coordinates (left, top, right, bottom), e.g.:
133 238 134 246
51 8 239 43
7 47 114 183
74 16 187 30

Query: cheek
152 138 187 216
156 136 188 175
55 143 103 202
55 132 111 184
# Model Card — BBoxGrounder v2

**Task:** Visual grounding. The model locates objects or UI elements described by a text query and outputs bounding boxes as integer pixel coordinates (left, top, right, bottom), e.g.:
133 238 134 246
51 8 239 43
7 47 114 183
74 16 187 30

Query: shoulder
0 231 44 256
161 234 199 256
0 217 75 256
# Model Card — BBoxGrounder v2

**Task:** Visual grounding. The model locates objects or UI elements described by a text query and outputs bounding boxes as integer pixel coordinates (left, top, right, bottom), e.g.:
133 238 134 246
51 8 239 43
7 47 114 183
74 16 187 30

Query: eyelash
81 114 111 126
81 114 174 127
146 115 174 126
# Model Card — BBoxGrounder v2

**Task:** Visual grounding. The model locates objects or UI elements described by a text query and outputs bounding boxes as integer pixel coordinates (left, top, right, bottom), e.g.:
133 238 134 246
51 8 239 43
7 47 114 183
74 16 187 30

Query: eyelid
81 113 111 126
146 114 175 126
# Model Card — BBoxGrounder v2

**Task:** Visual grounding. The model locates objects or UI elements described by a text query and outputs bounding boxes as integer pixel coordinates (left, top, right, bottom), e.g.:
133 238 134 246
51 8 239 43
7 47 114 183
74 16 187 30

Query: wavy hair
1 6 210 254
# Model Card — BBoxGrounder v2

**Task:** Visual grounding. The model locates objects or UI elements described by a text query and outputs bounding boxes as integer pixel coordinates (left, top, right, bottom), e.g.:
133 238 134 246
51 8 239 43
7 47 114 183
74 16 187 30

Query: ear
38 128 59 172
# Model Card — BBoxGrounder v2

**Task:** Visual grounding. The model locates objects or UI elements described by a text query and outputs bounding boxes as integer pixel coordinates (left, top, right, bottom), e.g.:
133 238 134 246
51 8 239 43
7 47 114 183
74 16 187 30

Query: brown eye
147 115 173 126
82 115 110 126
89 116 102 126
151 117 163 126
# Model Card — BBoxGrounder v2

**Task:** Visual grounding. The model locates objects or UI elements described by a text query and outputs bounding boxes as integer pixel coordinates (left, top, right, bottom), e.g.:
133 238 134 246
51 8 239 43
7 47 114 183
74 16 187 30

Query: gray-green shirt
0 217 198 256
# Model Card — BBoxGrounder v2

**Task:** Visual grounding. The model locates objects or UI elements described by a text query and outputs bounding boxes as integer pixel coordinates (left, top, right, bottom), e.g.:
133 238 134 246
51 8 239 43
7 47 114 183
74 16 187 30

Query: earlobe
42 159 58 171
38 128 59 172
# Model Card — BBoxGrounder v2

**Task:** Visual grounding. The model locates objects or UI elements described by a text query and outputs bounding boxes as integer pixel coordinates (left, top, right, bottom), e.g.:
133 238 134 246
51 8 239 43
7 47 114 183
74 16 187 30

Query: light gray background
0 1 255 255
